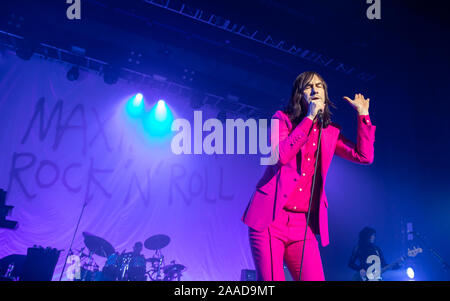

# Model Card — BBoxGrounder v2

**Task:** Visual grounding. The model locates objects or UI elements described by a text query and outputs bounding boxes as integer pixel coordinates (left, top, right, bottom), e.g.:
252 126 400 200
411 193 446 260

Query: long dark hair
284 71 336 128
358 227 376 250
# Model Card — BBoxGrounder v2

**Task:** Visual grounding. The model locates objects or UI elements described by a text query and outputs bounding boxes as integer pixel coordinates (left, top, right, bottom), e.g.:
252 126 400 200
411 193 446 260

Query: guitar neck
381 256 404 274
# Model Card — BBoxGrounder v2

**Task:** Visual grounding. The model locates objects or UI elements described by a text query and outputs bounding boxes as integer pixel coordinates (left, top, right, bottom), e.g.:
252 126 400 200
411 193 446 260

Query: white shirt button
299 188 302 192
293 206 297 210
313 143 316 146
307 158 310 161
302 173 306 176
314 129 317 132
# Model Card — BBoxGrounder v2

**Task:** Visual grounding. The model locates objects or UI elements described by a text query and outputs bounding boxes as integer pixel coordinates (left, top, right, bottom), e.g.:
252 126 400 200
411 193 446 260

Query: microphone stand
58 201 88 281
299 113 323 281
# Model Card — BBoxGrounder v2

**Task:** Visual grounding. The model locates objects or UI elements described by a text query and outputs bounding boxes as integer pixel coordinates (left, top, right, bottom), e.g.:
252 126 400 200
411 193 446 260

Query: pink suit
242 110 376 280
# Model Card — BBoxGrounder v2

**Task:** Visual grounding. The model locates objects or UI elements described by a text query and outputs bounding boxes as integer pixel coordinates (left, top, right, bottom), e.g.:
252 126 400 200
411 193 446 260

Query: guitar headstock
407 246 423 258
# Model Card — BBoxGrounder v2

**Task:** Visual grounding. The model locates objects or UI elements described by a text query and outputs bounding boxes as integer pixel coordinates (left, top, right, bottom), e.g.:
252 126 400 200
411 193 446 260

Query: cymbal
144 234 170 250
82 232 115 258
146 257 161 263
164 264 186 274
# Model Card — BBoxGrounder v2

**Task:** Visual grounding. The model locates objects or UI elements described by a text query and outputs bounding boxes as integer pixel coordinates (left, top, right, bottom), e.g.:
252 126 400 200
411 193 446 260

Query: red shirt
284 115 371 213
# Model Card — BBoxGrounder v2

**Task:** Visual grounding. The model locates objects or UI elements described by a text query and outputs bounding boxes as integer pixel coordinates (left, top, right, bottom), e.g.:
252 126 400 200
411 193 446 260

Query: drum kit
73 232 186 281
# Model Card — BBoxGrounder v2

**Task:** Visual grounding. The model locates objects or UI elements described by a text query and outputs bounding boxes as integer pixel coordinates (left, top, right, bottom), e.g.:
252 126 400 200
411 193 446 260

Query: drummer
128 242 147 281
132 242 144 257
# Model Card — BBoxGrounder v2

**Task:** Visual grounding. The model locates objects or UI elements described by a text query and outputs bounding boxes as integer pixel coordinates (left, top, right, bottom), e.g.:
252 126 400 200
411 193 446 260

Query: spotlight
127 51 142 65
406 267 415 279
6 13 25 31
103 65 120 85
134 93 143 105
66 66 79 81
155 99 167 121
126 93 145 117
15 38 36 61
144 99 173 137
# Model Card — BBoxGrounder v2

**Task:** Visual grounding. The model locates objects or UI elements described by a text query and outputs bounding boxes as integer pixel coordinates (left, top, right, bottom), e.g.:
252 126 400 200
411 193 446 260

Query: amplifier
21 246 61 281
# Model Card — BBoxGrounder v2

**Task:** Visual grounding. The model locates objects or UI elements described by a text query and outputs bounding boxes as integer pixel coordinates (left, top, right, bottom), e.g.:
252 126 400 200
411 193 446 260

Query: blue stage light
144 99 173 137
126 93 145 117
155 99 167 121
406 267 415 279
134 93 143 105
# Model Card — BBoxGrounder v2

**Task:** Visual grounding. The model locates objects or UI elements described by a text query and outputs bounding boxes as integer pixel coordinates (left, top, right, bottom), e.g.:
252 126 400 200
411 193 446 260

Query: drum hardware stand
146 249 165 281
81 250 96 281
154 249 165 280
121 255 131 281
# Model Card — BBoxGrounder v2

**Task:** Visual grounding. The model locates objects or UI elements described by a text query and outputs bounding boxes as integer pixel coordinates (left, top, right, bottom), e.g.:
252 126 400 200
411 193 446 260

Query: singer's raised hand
343 93 370 115
306 99 325 120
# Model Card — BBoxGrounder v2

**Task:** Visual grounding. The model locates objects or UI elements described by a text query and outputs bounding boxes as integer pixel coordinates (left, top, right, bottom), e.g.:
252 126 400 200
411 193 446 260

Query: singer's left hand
343 93 370 115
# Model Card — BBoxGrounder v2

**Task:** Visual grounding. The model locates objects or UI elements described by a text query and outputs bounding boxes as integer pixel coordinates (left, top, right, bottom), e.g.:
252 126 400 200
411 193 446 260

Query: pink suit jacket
242 110 376 247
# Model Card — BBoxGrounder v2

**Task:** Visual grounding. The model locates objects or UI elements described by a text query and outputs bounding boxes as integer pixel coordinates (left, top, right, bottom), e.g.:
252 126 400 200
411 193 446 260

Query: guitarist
348 227 402 281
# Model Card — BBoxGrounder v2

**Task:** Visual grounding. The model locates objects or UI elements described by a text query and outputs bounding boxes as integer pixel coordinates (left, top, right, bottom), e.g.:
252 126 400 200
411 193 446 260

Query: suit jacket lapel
319 125 339 175
320 126 328 176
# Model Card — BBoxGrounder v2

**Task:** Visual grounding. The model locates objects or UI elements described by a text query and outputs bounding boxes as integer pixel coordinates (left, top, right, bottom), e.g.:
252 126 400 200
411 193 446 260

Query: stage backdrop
1 51 394 281
0 52 272 280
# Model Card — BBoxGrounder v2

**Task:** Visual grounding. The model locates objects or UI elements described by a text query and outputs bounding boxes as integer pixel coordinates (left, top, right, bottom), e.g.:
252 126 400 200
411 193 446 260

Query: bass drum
127 255 147 281
74 268 101 281
101 253 121 281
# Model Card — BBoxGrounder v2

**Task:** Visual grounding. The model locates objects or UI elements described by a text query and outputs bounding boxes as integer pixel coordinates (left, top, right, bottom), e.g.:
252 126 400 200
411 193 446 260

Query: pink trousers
248 209 325 281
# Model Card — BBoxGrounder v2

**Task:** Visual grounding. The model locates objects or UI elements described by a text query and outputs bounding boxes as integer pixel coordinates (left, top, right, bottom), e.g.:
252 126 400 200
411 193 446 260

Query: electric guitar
353 246 423 281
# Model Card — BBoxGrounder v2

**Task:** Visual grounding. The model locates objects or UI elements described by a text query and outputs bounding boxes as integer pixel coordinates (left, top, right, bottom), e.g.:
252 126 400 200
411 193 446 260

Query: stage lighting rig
103 64 120 85
66 66 79 81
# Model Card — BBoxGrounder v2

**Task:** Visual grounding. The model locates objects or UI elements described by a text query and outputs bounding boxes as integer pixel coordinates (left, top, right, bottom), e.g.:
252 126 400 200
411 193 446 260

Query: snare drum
101 253 121 280
127 255 147 281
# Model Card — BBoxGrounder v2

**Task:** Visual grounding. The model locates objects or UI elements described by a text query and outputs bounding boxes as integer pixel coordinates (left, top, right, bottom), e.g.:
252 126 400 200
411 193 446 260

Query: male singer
242 71 376 280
